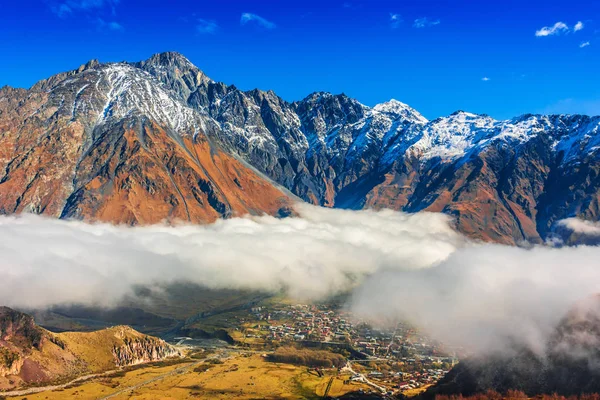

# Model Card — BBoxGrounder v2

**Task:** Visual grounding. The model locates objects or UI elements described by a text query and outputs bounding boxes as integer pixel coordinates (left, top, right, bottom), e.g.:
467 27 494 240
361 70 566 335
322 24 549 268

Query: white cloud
196 18 218 34
240 12 276 30
535 21 569 37
580 41 591 48
96 18 123 32
5 206 600 361
350 243 600 356
52 0 119 17
482 77 490 82
390 13 402 29
0 205 462 309
54 3 73 18
574 21 585 32
557 218 600 237
413 17 440 28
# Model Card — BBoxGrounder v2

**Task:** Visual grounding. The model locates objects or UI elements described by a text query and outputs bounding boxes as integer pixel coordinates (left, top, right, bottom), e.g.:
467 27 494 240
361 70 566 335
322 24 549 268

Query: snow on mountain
34 59 208 137
389 112 600 165
406 111 497 161
549 116 600 165
94 63 205 133
372 99 428 124
344 100 428 164
34 53 600 174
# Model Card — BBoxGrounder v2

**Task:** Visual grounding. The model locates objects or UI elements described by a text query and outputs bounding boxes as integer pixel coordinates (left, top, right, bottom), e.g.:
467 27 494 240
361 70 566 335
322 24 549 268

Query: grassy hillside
0 308 180 392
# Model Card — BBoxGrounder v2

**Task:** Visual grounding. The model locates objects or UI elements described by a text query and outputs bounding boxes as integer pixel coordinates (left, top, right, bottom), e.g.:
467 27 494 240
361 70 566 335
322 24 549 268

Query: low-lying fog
1 204 599 357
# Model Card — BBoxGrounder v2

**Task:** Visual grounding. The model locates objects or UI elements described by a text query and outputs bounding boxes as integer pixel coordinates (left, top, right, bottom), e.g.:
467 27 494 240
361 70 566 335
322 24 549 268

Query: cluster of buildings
249 304 352 342
240 303 459 393
359 368 451 391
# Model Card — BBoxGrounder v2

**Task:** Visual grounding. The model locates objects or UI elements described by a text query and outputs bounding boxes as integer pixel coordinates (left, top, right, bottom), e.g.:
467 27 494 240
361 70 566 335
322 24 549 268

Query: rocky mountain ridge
1 51 599 244
0 307 180 391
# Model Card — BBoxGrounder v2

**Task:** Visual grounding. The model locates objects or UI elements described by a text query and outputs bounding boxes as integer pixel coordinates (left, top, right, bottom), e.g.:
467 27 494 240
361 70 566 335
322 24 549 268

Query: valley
0 35 599 400
1 290 457 399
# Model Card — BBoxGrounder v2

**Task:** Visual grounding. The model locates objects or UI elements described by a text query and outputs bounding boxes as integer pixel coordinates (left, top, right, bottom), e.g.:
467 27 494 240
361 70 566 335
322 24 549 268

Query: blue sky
1 0 599 119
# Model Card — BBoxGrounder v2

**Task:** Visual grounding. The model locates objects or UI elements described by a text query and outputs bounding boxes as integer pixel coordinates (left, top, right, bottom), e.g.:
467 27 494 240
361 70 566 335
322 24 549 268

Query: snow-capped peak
406 112 497 161
40 53 600 172
143 51 199 72
93 63 203 132
373 99 428 124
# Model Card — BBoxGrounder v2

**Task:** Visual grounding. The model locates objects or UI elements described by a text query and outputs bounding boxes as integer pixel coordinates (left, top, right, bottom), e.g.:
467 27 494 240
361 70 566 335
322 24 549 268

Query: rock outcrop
0 307 179 391
111 326 180 366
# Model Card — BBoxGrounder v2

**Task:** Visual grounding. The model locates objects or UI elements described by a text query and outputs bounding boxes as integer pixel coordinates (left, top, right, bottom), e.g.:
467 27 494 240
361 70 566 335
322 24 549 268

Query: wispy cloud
96 18 123 32
574 21 585 32
240 12 276 30
54 3 73 17
389 13 402 29
196 18 218 34
580 41 591 48
535 21 569 37
342 2 362 10
51 0 119 18
413 17 440 28
481 77 491 82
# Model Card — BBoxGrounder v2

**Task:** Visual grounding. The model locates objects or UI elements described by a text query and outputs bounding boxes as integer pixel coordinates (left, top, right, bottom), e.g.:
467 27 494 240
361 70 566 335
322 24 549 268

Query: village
228 302 460 395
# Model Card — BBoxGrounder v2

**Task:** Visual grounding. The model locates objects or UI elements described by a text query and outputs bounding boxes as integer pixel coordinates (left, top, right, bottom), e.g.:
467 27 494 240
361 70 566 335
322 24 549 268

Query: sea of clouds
1 204 599 356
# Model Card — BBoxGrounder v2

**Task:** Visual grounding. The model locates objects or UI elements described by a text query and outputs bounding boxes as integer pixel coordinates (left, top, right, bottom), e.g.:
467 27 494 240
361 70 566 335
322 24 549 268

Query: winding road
342 361 387 394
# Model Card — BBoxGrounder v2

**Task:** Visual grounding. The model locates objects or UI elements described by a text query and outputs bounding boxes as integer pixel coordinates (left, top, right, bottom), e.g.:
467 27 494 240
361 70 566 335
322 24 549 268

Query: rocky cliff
0 307 179 391
111 326 180 367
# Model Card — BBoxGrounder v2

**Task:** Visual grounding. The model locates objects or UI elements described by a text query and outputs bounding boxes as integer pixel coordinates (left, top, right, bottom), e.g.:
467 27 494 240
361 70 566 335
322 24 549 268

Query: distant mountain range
1 51 599 244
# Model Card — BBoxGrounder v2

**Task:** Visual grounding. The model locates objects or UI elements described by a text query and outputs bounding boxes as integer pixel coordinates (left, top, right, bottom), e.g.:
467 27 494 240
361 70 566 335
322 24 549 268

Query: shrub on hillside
267 346 346 368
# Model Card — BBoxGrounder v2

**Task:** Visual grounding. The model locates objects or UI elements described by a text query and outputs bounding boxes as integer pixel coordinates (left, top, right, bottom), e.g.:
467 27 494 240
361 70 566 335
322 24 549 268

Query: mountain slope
0 57 292 224
1 52 599 243
423 295 600 397
0 307 179 391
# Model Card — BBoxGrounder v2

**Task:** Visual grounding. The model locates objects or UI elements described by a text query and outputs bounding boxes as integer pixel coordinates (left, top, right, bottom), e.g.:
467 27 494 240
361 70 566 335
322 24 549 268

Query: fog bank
2 207 599 357
0 204 461 308
350 242 600 355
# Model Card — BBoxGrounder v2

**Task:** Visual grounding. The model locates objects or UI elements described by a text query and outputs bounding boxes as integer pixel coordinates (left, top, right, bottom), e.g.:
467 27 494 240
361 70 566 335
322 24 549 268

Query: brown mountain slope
0 307 180 391
0 62 292 225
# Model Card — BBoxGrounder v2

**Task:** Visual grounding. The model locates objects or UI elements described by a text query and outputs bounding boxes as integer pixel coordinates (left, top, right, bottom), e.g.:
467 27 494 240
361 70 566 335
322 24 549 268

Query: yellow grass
8 362 192 400
403 384 432 397
56 326 146 372
7 354 369 400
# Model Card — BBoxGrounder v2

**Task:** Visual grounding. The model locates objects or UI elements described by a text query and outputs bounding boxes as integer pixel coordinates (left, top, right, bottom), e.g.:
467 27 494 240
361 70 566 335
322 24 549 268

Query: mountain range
1 51 599 244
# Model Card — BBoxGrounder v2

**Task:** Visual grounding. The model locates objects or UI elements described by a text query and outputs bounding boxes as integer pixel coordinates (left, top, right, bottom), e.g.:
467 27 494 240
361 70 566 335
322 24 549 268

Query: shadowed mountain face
424 296 600 398
1 51 599 243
